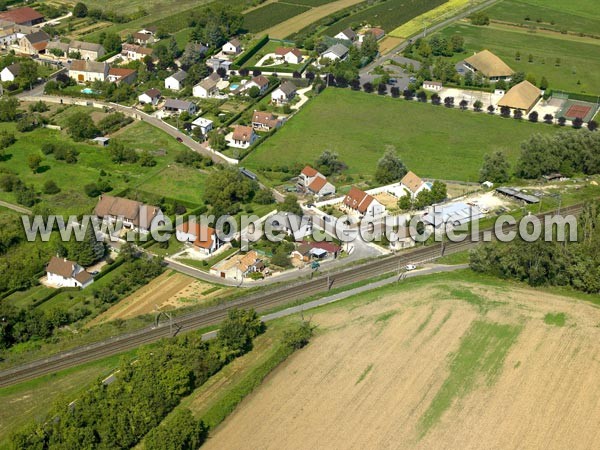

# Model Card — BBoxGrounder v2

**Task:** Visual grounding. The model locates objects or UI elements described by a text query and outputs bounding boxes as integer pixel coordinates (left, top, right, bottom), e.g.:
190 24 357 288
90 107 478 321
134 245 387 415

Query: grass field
484 0 600 36
322 0 446 36
0 118 207 214
204 270 600 449
242 2 310 33
390 0 471 38
244 88 558 182
437 22 600 94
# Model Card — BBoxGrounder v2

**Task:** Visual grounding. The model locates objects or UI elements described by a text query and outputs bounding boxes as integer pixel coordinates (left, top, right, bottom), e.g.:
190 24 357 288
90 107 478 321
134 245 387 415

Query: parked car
176 137 183 142
405 264 416 271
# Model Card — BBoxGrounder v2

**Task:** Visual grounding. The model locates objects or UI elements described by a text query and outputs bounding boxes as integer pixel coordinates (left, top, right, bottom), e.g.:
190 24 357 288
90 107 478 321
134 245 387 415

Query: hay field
88 271 228 326
205 277 600 449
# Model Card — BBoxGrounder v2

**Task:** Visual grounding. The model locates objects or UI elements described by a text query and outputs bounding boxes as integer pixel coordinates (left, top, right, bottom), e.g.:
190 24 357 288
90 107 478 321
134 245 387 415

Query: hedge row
232 35 270 69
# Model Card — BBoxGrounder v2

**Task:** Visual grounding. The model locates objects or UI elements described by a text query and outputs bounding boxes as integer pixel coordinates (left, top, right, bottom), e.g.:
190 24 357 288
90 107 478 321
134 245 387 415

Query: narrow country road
0 200 31 214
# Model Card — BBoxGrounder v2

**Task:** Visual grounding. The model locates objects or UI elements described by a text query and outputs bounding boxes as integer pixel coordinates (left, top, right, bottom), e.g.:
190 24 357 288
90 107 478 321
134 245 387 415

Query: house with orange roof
400 171 430 199
107 67 137 84
176 221 223 255
343 186 385 217
210 250 263 280
298 165 336 197
275 47 303 64
228 125 258 149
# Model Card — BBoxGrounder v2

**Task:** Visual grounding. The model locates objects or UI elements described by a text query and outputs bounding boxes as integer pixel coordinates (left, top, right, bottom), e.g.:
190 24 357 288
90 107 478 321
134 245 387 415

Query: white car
405 264 416 271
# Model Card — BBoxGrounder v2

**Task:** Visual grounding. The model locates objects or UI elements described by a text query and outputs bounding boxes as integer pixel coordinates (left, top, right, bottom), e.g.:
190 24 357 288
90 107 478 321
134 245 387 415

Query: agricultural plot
242 2 310 33
322 0 447 36
205 272 600 449
88 271 230 326
390 0 471 38
244 88 558 182
484 0 600 36
437 22 600 94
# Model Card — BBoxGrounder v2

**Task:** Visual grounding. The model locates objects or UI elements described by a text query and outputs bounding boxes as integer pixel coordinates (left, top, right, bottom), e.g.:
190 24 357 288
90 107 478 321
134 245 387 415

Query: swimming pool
229 83 240 91
81 88 94 94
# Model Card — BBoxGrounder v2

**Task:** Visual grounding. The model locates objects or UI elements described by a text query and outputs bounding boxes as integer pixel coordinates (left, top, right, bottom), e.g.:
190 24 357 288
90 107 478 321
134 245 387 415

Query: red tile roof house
243 75 269 95
343 186 385 218
251 111 282 131
46 256 94 289
94 195 164 233
298 165 336 197
400 171 430 199
274 47 303 64
228 125 258 149
107 67 137 84
0 7 44 26
176 221 222 255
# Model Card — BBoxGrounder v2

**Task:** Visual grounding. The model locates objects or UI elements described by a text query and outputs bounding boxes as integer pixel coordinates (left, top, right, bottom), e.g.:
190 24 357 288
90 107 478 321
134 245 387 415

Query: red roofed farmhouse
343 187 385 217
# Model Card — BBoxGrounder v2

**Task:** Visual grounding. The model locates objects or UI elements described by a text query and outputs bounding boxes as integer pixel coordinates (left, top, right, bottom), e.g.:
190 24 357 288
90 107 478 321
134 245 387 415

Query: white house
298 165 335 197
222 38 242 55
321 43 349 62
164 70 187 91
251 111 281 131
400 171 430 199
193 72 220 98
176 221 222 255
191 117 213 135
275 47 303 64
163 98 196 115
334 28 356 42
138 88 161 105
271 81 296 105
243 75 269 95
94 195 164 232
423 80 442 91
228 125 258 149
343 186 385 217
206 57 232 72
121 43 153 61
68 60 109 83
210 251 263 280
46 256 94 289
0 62 20 82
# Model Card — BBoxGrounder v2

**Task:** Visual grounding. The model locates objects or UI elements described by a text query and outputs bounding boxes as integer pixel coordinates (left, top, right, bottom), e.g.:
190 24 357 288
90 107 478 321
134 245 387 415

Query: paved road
360 0 502 75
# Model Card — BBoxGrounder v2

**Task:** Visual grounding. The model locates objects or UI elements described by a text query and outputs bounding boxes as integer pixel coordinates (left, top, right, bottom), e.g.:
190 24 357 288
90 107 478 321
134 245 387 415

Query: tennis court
556 98 599 122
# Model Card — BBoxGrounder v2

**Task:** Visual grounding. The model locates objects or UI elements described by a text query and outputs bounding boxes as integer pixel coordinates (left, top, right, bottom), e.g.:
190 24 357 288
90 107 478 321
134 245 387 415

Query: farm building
19 30 49 55
0 7 44 26
463 50 514 81
497 80 543 113
421 202 484 228
496 187 540 204
68 60 109 83
46 256 94 289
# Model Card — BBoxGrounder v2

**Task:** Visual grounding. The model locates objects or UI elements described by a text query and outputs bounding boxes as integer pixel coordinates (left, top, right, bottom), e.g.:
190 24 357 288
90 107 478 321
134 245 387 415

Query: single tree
473 100 483 112
479 151 511 183
459 99 469 110
543 113 554 124
528 111 539 122
375 149 407 184
487 105 495 114
572 117 584 129
588 120 598 132
27 153 42 173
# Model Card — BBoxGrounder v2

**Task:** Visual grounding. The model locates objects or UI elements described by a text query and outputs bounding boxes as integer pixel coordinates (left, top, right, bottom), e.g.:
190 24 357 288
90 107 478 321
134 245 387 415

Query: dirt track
204 281 600 450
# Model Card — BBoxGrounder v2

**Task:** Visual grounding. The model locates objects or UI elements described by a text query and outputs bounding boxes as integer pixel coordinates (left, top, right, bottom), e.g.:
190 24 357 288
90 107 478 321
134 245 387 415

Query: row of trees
11 309 264 449
470 201 600 293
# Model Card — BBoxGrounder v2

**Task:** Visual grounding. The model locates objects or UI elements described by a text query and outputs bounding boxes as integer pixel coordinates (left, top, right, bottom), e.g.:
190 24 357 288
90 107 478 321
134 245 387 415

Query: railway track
0 204 583 387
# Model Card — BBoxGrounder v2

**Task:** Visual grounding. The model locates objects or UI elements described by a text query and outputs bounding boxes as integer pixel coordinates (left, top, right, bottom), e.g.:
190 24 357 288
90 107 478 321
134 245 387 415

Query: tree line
470 201 600 293
10 309 265 449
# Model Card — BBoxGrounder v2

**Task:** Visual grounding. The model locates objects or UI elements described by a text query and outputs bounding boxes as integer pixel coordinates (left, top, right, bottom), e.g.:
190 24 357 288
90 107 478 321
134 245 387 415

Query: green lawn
244 88 559 182
0 119 207 215
437 22 600 94
2 285 54 309
243 40 305 71
484 0 600 36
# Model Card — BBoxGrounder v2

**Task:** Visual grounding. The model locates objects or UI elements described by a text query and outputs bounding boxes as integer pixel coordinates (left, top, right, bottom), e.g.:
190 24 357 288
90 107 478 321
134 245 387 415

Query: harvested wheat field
204 275 600 450
88 271 230 326
264 0 365 39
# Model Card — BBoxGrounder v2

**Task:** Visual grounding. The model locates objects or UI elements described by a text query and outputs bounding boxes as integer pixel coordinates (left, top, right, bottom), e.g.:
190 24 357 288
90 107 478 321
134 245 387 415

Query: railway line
0 204 583 387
